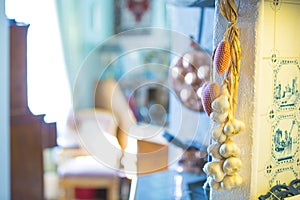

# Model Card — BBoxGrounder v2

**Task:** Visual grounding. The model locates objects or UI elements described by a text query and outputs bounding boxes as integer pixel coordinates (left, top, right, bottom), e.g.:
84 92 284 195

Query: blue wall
56 0 168 110
55 0 115 92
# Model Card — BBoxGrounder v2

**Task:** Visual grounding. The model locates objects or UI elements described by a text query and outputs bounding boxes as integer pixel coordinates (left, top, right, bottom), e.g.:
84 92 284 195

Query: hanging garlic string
203 0 244 191
218 0 241 117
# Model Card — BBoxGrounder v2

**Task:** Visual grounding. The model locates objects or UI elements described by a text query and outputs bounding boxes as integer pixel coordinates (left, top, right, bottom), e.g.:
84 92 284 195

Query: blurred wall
0 0 10 199
56 0 167 110
167 4 214 167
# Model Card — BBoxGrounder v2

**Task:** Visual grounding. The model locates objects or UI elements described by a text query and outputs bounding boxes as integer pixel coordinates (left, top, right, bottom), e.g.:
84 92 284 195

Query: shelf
167 0 215 7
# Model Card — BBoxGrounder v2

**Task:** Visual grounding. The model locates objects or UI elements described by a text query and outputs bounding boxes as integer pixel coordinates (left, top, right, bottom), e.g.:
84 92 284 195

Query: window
6 0 72 141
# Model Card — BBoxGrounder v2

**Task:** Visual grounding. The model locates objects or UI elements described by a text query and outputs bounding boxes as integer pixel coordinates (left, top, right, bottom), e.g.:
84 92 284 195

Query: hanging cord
218 0 241 117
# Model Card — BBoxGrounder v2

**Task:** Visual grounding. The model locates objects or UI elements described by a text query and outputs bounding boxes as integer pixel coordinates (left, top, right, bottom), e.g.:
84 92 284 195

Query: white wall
0 0 10 199
211 2 257 199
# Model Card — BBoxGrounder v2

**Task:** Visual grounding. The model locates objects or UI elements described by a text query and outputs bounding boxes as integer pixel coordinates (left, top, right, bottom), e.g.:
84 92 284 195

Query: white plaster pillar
211 0 300 199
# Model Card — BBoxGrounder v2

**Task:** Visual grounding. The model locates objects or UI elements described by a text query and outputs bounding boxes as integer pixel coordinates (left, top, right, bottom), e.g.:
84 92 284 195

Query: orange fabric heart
214 40 231 75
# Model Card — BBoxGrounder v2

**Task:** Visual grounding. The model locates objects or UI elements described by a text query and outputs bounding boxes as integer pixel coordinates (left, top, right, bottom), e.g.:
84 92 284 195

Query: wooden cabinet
9 20 57 200
137 140 168 175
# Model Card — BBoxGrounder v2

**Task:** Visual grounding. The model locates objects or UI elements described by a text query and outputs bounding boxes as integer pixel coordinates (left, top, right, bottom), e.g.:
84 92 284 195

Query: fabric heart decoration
214 40 231 75
201 82 221 116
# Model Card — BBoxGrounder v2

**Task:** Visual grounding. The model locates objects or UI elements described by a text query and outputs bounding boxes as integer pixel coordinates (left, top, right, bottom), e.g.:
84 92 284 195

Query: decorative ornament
126 0 150 22
169 38 212 112
203 0 244 191
201 82 221 116
214 40 231 75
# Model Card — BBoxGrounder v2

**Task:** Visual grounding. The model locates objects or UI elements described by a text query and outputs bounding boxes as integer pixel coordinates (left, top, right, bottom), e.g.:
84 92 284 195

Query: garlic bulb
223 122 235 136
218 133 227 144
211 95 230 113
211 125 227 143
207 143 223 160
207 176 222 191
219 138 241 158
232 119 245 133
210 111 228 123
221 174 243 190
223 157 242 175
203 161 225 182
223 118 245 136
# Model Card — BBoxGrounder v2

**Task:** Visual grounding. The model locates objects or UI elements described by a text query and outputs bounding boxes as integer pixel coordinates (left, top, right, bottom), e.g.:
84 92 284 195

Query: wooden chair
94 79 169 176
57 78 168 199
58 155 120 200
57 109 123 200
